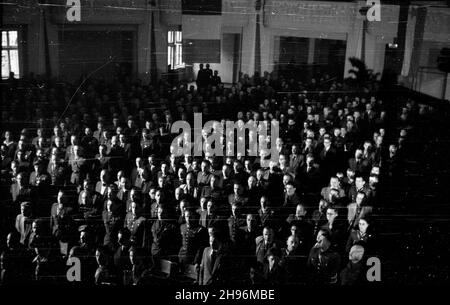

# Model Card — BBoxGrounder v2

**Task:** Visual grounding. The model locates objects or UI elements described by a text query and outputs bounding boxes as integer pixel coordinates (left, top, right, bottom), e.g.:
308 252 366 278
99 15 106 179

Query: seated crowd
0 67 431 285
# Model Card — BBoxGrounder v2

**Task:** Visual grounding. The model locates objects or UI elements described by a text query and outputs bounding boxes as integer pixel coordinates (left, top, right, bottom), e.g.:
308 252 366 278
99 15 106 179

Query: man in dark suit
285 203 314 245
348 176 372 203
320 205 346 253
92 144 110 180
264 161 283 200
254 168 268 190
47 153 67 187
81 127 99 159
281 182 301 213
255 226 281 267
245 175 264 212
280 235 305 284
113 228 132 284
321 177 347 206
307 230 341 285
227 202 245 245
237 214 260 265
95 169 110 200
118 134 134 174
199 200 224 229
318 136 337 180
108 135 125 177
199 234 230 285
196 64 206 89
295 154 321 206
262 247 287 285
289 144 305 177
50 190 76 242
347 191 373 231
348 148 370 178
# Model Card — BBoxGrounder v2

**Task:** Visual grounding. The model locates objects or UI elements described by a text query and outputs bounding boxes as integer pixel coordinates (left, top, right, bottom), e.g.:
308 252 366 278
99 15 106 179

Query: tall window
168 30 184 69
2 30 20 79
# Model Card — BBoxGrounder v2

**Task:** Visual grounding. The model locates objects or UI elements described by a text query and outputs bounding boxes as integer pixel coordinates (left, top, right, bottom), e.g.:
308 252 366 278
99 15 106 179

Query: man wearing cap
78 179 103 221
47 152 67 187
29 160 50 186
78 225 95 252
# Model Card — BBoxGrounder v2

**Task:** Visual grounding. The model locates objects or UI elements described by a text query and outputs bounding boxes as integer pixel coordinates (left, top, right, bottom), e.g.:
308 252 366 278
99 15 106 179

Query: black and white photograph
1 0 450 301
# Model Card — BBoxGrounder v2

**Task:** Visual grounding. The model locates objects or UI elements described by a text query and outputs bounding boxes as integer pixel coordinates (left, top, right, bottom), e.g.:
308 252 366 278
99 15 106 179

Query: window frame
2 29 22 79
167 30 185 70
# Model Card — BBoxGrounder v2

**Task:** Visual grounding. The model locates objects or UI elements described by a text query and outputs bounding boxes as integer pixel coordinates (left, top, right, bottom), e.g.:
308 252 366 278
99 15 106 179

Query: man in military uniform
47 153 67 188
151 204 179 260
102 183 124 212
257 196 278 231
227 183 249 208
103 193 125 248
50 190 76 254
200 174 223 203
178 208 209 266
227 202 245 246
69 145 86 186
78 179 102 218
124 201 146 248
